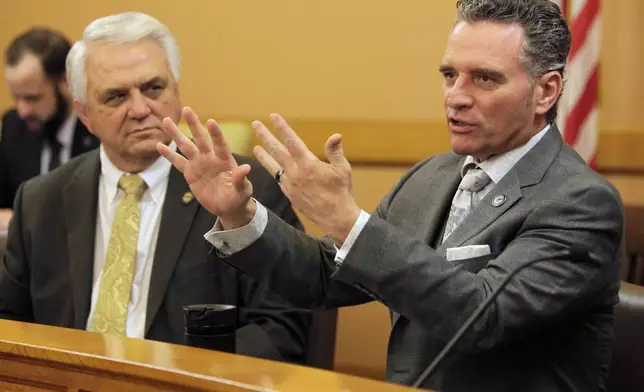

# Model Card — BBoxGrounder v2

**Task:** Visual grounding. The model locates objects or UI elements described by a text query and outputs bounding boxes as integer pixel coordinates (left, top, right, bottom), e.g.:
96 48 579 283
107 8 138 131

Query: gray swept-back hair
66 12 180 103
455 0 571 122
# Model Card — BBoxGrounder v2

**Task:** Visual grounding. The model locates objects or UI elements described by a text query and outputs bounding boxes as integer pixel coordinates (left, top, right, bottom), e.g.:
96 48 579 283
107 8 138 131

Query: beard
40 85 70 143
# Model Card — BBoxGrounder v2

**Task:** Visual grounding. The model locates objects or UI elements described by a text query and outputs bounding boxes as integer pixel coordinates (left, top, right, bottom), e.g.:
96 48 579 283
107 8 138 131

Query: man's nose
128 91 152 120
444 77 474 110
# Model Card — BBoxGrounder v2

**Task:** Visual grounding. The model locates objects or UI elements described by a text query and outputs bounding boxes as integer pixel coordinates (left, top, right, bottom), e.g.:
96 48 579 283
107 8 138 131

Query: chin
131 139 163 156
450 136 474 156
450 131 495 158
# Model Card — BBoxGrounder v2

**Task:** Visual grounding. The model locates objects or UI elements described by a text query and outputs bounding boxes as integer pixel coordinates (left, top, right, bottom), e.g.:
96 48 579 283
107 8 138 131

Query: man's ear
534 70 563 117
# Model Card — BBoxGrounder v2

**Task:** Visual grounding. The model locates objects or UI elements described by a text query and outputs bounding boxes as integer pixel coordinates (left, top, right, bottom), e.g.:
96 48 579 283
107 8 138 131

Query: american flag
550 0 600 168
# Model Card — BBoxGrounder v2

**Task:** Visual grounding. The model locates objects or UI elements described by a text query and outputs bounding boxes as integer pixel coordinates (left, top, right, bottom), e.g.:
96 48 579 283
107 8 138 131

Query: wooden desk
0 319 419 391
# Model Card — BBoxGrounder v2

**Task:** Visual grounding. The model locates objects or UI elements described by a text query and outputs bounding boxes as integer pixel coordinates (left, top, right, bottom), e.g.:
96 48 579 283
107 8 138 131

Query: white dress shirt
39 114 77 175
204 125 551 265
85 143 175 338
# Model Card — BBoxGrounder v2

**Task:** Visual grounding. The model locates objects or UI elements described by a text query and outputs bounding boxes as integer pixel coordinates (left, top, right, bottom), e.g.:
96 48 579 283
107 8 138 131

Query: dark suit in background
0 109 99 208
0 150 311 363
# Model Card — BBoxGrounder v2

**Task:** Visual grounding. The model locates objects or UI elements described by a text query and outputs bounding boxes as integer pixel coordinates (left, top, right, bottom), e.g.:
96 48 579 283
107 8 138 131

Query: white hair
66 12 181 103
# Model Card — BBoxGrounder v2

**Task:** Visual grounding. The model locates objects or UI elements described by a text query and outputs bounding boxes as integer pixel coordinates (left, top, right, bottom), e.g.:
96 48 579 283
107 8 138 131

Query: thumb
325 134 349 168
231 164 252 188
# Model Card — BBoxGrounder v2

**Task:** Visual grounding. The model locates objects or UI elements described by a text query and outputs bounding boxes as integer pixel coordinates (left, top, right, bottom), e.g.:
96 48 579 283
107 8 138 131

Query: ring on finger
275 168 285 183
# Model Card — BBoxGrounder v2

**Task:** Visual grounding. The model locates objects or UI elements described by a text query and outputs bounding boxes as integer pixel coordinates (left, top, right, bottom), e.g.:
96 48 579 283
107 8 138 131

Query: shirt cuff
334 210 371 266
203 199 268 256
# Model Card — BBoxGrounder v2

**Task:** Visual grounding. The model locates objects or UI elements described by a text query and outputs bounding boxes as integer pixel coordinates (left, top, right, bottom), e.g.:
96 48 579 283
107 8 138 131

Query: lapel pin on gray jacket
182 191 194 205
492 194 506 207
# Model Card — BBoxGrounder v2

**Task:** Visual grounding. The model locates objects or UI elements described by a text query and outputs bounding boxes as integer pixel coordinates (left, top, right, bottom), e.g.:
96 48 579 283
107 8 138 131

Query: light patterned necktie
442 165 492 242
90 174 147 335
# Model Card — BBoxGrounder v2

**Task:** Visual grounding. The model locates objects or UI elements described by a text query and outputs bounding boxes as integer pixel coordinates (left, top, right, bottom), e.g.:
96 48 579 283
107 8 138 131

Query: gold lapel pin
182 191 194 205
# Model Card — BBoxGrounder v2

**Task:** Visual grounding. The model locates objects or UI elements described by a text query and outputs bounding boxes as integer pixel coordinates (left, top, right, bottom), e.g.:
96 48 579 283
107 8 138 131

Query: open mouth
449 119 476 131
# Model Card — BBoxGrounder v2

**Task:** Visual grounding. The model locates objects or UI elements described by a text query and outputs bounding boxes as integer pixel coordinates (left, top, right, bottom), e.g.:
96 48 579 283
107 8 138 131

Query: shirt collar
100 141 176 205
461 124 551 183
57 113 77 148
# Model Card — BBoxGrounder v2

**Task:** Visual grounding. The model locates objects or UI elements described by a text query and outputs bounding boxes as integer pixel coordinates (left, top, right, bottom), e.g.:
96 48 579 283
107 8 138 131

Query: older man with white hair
0 12 312 364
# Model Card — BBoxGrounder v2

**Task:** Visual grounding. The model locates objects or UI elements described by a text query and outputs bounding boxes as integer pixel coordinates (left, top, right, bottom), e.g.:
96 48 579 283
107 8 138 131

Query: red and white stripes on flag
550 0 600 167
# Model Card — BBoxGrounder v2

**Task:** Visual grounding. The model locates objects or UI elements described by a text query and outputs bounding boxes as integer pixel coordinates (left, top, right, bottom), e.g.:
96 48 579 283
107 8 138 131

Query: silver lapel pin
492 194 507 207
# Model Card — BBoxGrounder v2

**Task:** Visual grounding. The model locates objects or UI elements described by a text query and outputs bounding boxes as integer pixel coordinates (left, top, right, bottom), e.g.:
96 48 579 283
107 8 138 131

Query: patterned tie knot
459 165 491 193
118 174 147 199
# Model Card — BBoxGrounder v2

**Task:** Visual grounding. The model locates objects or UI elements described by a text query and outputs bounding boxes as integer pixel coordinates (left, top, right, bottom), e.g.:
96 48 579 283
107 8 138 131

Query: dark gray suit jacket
225 128 624 391
0 109 100 208
0 149 312 364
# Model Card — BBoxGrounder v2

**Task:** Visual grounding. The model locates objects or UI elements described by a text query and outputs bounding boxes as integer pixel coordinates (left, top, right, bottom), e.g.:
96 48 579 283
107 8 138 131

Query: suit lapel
393 127 563 326
438 127 562 251
439 169 522 251
417 158 464 246
63 151 101 329
145 166 200 334
392 156 463 326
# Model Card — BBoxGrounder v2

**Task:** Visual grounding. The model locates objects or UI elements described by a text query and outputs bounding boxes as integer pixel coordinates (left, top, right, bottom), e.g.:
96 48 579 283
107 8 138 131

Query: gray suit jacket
0 150 312 364
226 128 624 391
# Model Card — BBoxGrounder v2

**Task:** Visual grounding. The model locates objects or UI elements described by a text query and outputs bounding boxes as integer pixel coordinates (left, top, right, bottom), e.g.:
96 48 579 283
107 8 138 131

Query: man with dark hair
0 28 99 224
160 0 623 390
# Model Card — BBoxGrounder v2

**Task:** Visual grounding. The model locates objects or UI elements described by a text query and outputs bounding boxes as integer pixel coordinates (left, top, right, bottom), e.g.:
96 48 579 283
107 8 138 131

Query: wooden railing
0 319 418 392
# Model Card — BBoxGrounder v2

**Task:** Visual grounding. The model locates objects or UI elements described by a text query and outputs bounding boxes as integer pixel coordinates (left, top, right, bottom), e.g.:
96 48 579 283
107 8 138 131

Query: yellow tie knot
118 174 147 199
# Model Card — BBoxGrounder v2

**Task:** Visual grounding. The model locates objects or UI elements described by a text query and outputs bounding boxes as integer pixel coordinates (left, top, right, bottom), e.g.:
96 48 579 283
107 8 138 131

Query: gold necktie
90 174 147 335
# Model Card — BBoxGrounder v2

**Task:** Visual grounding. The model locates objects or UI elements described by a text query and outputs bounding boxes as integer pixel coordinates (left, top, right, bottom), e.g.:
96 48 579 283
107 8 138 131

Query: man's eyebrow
99 86 126 98
140 77 167 89
98 77 168 98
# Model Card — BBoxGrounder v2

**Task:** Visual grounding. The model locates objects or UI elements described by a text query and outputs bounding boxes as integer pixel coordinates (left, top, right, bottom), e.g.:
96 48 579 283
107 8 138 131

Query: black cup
183 304 238 353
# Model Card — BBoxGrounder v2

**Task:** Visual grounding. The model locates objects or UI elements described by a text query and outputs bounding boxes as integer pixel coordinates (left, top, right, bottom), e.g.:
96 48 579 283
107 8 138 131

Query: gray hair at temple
66 12 181 103
455 0 572 123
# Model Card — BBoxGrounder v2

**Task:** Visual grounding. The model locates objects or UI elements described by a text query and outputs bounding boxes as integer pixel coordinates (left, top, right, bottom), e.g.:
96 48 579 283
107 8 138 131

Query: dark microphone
411 246 587 388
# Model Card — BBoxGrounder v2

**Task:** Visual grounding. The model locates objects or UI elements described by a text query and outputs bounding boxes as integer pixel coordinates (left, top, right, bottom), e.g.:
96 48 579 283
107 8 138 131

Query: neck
106 151 159 174
474 118 549 162
533 117 549 134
